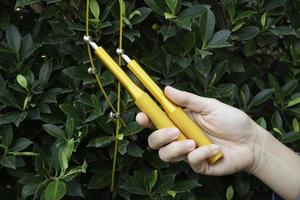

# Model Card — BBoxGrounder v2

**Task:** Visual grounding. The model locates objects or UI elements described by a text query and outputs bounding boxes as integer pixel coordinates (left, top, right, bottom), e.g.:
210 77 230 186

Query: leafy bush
0 0 300 199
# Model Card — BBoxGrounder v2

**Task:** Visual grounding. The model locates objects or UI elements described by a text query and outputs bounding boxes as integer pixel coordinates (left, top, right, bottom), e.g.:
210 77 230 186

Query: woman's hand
136 86 261 176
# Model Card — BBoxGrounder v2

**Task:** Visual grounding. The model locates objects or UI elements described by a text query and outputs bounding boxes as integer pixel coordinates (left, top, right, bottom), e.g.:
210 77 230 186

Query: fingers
148 128 180 149
159 140 196 162
136 112 154 129
164 86 219 113
186 144 220 175
147 127 196 162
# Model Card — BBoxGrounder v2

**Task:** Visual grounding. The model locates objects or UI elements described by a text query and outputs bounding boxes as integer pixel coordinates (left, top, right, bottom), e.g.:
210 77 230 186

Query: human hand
136 86 261 176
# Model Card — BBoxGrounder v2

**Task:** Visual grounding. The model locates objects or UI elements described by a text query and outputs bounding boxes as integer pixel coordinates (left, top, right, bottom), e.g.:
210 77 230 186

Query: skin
136 86 300 200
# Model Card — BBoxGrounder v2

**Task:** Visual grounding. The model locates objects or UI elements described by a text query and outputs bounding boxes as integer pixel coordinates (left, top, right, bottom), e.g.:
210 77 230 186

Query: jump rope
84 0 223 191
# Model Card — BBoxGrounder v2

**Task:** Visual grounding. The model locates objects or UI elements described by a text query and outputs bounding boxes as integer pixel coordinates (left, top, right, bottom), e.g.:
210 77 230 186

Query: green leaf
178 5 208 19
266 0 287 10
120 175 146 195
270 26 296 36
131 7 152 25
286 97 300 108
194 57 211 77
43 33 72 44
240 84 251 106
167 190 176 198
21 183 40 199
0 125 13 147
282 79 298 96
260 12 267 27
62 66 90 80
248 89 273 108
43 124 66 139
175 18 192 30
235 173 250 197
196 49 213 59
6 24 21 52
164 12 177 19
281 132 300 144
11 137 33 151
88 168 112 189
122 122 143 136
154 174 175 193
256 117 267 129
129 10 142 20
118 139 129 155
207 30 231 49
293 118 299 132
16 74 28 90
15 0 40 7
45 180 66 200
0 155 16 169
226 185 234 200
65 118 74 139
90 0 100 19
127 142 143 158
166 0 177 14
268 73 284 105
160 25 176 41
59 103 81 121
87 136 114 148
234 10 256 22
0 111 28 127
210 60 228 85
20 33 39 62
183 32 195 54
148 170 158 192
39 5 60 21
172 180 201 192
0 88 21 109
39 61 53 88
145 0 164 16
58 139 74 170
232 22 245 32
200 9 215 46
231 26 259 41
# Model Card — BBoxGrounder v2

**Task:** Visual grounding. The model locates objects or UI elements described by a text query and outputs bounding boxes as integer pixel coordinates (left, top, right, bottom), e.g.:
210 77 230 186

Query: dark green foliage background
0 0 300 199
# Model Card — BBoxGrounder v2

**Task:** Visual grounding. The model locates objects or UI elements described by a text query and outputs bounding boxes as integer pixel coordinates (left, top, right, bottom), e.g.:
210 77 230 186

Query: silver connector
116 48 132 64
83 35 98 50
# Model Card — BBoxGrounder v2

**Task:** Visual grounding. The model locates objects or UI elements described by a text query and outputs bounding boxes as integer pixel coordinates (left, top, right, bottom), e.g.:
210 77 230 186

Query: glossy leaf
44 180 66 200
6 24 21 52
90 0 100 19
39 61 53 88
166 0 177 14
207 30 231 49
248 89 273 108
200 8 215 45
43 124 66 139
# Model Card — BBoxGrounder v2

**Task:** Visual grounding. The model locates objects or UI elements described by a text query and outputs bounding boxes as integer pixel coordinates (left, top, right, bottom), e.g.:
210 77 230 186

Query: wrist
246 120 300 200
246 121 269 176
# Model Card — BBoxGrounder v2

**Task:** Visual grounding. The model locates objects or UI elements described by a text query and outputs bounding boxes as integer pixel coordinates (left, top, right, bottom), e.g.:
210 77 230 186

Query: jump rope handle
84 36 222 164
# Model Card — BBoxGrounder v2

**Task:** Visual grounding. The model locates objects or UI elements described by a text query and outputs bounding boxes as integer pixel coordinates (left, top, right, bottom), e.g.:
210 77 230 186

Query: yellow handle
93 47 186 141
168 108 223 164
127 60 223 164
135 92 186 141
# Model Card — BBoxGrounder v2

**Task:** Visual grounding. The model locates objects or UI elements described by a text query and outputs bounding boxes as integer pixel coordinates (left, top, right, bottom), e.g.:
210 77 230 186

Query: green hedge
0 0 300 199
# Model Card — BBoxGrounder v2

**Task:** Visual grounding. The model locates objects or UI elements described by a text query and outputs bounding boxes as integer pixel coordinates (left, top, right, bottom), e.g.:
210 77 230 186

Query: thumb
164 86 218 113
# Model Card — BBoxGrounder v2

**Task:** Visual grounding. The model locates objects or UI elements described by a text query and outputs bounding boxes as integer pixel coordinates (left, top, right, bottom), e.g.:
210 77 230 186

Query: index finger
136 112 155 129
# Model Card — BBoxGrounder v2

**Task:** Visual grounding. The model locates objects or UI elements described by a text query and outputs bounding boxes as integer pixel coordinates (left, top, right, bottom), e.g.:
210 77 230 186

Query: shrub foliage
0 0 300 199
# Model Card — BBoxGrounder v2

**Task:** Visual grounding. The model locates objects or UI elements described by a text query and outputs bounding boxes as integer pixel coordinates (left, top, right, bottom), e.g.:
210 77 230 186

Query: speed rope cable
85 0 124 192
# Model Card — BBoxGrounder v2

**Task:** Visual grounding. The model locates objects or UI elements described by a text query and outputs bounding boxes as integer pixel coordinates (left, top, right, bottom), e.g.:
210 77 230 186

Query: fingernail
210 144 219 154
185 140 196 150
167 128 179 138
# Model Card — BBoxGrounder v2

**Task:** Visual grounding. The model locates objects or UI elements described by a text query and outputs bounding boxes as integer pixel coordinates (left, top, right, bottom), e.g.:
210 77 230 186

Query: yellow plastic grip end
135 92 186 141
168 108 223 164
